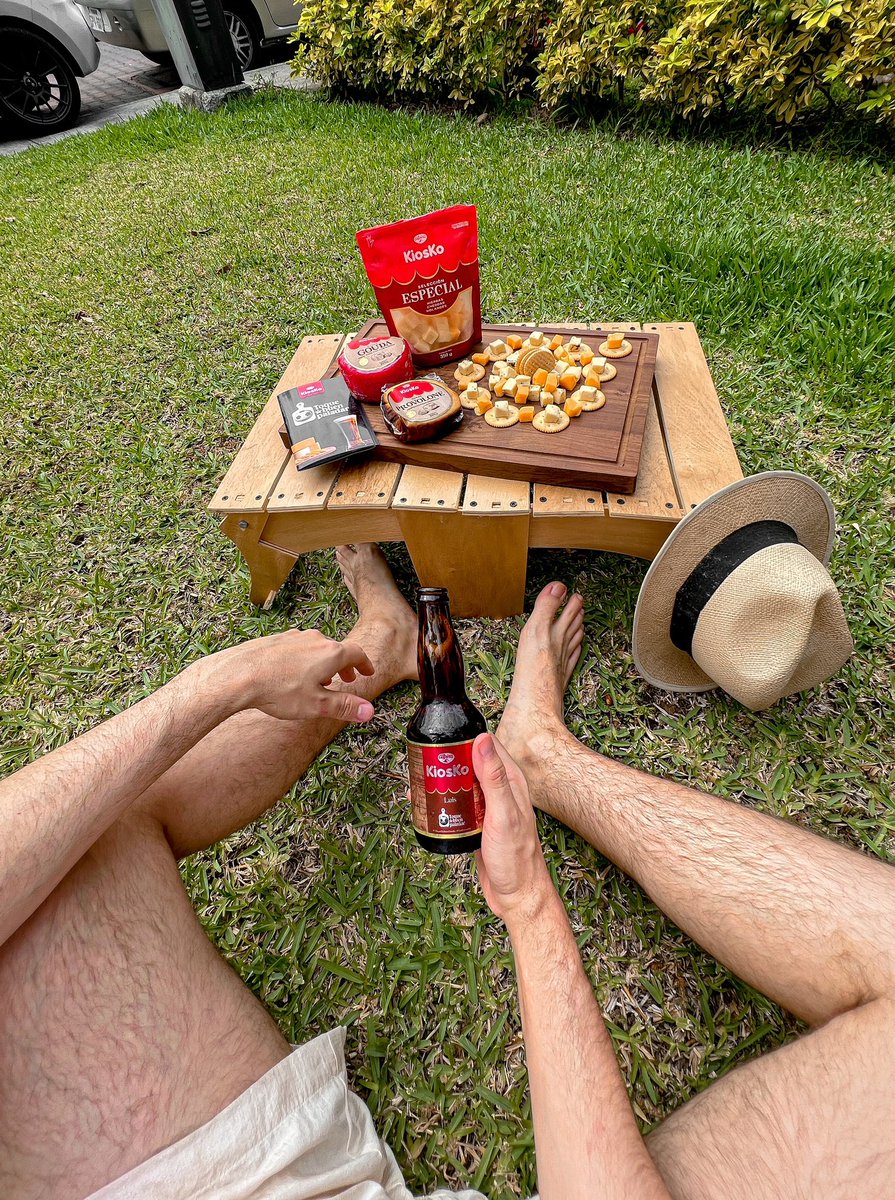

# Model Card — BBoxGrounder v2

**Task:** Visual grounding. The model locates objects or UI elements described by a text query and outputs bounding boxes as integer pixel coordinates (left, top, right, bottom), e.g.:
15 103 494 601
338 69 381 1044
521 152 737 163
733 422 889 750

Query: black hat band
670 520 801 656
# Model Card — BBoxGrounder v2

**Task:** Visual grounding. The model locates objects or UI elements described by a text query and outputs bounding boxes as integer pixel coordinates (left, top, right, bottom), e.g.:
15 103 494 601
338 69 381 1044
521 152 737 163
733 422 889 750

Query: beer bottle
407 587 487 854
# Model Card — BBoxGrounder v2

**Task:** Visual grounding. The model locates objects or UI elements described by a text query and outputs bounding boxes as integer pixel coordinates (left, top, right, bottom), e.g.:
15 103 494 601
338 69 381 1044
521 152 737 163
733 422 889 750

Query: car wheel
224 8 259 71
142 51 175 68
0 25 81 134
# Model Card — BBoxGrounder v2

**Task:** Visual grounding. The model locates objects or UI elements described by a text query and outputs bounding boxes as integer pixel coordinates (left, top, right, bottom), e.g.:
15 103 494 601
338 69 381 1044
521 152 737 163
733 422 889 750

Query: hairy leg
138 543 417 857
497 633 895 1198
0 545 416 1200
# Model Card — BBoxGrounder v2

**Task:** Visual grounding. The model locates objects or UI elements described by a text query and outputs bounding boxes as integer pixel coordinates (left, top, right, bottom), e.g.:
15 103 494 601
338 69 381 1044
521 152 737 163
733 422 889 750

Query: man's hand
473 732 553 922
203 630 376 725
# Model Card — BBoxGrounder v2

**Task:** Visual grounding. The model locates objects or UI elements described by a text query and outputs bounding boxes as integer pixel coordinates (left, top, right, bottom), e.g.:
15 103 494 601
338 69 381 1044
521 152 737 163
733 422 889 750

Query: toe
556 593 584 633
530 581 568 625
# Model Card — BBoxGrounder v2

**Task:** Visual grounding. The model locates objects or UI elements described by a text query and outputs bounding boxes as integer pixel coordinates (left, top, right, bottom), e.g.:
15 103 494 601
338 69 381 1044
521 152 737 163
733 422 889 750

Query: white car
1 0 99 133
78 0 299 71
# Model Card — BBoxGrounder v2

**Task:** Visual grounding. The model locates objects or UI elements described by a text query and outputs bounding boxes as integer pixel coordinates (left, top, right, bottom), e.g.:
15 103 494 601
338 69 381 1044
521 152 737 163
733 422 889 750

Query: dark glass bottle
406 587 487 854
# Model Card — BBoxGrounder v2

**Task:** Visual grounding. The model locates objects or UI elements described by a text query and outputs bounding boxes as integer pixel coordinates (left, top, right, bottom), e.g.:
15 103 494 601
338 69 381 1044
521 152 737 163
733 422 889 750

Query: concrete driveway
78 43 180 121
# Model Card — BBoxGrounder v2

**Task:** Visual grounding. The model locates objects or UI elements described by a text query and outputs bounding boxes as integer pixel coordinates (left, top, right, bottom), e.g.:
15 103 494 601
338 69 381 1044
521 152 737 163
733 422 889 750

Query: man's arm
473 733 671 1200
0 629 375 947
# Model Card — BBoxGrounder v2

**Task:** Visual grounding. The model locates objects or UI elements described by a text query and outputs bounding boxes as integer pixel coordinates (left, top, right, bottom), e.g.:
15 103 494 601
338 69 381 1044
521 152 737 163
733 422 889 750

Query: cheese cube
545 372 559 392
494 360 512 377
554 388 566 405
544 404 562 424
518 405 535 422
502 377 518 396
579 347 594 365
458 359 475 374
515 384 530 404
472 352 490 366
569 336 582 349
476 397 494 415
529 385 541 402
550 334 564 350
585 369 602 387
564 397 583 417
560 369 579 391
494 399 511 418
493 380 506 397
488 373 501 389
532 368 549 387
464 382 479 401
607 332 624 349
515 375 531 387
489 339 508 357
529 330 545 346
580 386 597 403
507 334 524 350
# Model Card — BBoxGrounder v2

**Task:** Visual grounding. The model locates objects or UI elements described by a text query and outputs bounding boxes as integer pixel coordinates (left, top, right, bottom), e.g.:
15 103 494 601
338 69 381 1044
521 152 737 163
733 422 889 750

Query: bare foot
336 544 417 681
497 582 584 772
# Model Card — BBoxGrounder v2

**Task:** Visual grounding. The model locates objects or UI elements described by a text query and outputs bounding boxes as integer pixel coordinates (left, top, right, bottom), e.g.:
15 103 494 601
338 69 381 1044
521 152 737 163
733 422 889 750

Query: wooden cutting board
322 320 659 493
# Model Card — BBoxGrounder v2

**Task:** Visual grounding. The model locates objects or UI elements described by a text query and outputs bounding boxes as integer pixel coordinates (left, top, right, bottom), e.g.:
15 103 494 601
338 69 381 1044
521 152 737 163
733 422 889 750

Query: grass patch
2 91 894 1197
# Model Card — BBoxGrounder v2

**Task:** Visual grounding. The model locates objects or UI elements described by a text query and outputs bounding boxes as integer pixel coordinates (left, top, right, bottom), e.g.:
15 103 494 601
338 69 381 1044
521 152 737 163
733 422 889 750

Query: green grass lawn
2 90 894 1197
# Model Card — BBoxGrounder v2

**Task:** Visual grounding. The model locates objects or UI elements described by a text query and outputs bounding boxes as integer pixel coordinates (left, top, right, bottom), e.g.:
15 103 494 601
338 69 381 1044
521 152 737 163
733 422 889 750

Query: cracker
484 404 519 428
598 339 633 359
454 362 486 384
461 385 490 410
573 386 606 412
533 407 570 433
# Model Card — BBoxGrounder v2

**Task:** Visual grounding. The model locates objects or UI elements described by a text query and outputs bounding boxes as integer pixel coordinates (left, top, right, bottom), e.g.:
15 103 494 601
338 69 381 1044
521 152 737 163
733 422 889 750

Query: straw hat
632 472 853 710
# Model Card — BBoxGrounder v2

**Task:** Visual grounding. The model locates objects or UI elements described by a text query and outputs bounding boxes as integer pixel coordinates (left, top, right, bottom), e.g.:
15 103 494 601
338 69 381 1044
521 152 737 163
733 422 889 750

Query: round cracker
598 339 633 359
518 348 556 377
484 404 519 428
461 386 490 410
574 387 606 412
594 361 617 382
454 363 486 384
532 410 570 434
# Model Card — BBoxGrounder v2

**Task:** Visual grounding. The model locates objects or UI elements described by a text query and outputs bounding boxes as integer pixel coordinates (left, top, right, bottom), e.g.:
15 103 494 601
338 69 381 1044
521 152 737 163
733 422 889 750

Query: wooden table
209 323 743 618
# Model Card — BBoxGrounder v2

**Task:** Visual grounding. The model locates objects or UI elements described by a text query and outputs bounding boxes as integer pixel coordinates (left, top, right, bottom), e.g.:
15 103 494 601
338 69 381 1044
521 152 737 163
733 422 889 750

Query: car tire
0 24 81 135
142 51 175 69
224 6 261 72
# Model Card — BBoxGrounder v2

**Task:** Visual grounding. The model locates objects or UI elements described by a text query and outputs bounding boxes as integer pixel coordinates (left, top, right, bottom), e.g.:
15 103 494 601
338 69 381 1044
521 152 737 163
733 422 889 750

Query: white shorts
87 1027 505 1200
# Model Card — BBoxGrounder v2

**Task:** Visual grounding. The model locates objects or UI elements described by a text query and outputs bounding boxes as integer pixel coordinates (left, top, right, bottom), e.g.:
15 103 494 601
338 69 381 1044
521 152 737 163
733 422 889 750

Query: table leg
398 510 529 619
221 513 297 609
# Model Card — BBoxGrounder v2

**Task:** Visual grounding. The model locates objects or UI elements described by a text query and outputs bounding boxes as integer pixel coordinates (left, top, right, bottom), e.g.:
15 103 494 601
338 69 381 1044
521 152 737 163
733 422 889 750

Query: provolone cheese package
356 205 481 367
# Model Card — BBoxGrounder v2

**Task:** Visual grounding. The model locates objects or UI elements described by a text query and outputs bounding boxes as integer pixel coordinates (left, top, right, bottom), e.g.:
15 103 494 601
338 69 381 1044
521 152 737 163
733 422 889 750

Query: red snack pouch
356 205 481 368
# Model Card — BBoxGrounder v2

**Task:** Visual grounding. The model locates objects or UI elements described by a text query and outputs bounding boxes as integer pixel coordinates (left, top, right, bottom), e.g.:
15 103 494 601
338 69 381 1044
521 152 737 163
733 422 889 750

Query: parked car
0 0 99 133
76 0 299 72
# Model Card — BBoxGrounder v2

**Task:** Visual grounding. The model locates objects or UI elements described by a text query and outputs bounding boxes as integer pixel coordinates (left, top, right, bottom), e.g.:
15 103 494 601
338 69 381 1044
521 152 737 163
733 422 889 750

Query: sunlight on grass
2 90 894 1198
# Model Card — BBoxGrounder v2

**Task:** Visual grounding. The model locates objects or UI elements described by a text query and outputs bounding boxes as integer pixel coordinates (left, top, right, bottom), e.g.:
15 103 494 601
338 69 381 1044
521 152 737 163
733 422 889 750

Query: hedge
292 0 895 130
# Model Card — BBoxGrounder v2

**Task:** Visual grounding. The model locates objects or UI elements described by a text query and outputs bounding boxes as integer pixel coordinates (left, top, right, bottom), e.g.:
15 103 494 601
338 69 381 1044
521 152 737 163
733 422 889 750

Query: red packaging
338 335 415 403
356 205 481 368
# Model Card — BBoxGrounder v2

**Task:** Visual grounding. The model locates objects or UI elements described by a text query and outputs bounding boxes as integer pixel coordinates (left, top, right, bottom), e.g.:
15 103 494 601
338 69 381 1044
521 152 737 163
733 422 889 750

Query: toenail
550 582 566 597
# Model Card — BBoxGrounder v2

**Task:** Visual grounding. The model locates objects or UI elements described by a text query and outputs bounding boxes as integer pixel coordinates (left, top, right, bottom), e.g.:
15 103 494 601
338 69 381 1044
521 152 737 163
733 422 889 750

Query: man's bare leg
497 622 895 1199
0 545 416 1200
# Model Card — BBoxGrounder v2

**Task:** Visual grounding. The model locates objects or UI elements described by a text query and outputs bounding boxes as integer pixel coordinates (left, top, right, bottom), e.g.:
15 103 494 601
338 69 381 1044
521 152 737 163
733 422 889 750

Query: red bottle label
407 739 484 840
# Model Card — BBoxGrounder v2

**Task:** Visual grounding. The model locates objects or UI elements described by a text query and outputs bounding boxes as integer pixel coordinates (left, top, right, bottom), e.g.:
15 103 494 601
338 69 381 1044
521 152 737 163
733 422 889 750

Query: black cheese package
278 377 378 471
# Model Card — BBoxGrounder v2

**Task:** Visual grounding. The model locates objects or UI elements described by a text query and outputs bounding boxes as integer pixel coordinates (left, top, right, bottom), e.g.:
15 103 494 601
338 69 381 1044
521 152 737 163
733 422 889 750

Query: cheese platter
322 320 659 493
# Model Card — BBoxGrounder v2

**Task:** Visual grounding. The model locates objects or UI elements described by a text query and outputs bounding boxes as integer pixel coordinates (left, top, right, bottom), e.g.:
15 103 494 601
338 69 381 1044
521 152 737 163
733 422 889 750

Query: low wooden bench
209 322 743 617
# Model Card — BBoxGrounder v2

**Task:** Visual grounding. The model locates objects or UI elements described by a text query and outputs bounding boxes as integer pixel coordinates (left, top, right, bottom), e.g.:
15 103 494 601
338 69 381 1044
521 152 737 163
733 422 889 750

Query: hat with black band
632 472 854 711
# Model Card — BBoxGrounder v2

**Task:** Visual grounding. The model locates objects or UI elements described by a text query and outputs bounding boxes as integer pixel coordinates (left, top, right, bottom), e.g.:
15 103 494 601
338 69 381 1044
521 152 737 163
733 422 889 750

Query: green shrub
644 0 895 127
294 0 547 106
535 1 683 116
293 0 895 130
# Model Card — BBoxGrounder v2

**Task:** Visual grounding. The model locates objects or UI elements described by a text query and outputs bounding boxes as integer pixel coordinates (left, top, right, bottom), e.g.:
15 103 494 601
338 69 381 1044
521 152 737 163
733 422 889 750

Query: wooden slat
210 334 343 513
645 323 742 511
462 475 531 515
327 460 401 508
607 393 681 521
533 484 606 516
266 462 340 512
392 465 464 512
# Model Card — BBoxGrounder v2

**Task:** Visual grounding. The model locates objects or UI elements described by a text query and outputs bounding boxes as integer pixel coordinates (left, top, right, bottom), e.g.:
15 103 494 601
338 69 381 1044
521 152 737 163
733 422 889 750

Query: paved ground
0 44 301 156
78 44 180 122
